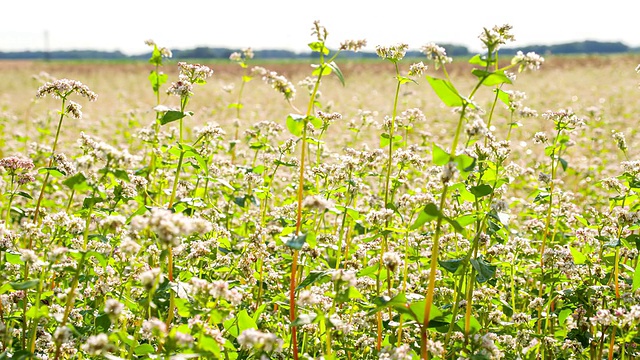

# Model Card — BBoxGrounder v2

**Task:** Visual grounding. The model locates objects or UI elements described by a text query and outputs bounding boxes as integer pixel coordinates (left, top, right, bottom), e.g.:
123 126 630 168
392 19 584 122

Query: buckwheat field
2 22 640 360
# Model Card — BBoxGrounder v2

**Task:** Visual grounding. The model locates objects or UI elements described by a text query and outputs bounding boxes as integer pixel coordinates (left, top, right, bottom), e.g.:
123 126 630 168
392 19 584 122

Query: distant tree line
0 41 637 61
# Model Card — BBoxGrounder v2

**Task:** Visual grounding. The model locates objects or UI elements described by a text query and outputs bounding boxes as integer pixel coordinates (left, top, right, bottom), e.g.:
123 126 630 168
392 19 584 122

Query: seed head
479 24 515 51
421 43 452 69
81 333 113 356
178 62 214 83
167 77 193 97
66 101 82 119
408 61 428 76
382 251 402 272
36 78 98 101
512 51 544 72
376 44 409 62
612 131 627 152
0 156 34 172
340 39 367 52
251 66 296 101
104 298 124 316
237 328 283 353
311 20 328 42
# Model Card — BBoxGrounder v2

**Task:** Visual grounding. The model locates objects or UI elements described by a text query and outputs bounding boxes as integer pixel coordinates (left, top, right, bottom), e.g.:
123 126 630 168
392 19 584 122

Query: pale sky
2 0 638 55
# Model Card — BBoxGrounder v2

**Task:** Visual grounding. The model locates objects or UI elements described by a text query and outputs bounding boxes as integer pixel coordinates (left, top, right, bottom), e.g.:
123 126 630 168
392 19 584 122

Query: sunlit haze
3 0 639 55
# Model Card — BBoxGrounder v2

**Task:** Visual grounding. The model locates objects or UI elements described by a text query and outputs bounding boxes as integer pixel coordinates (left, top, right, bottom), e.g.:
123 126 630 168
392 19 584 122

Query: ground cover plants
1 21 640 360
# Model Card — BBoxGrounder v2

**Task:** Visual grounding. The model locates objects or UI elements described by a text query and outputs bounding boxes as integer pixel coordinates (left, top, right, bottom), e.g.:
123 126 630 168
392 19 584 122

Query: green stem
165 247 176 328
421 94 475 358
27 270 46 353
167 151 185 209
289 56 327 360
4 175 15 225
52 251 87 360
383 63 402 209
33 98 67 229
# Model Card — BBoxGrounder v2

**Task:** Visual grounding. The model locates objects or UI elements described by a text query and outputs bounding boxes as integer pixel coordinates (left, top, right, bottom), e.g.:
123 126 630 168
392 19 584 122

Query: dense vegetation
1 22 640 360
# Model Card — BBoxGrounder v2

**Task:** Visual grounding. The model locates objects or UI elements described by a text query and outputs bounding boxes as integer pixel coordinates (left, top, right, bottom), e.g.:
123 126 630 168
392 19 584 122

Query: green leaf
380 133 403 147
5 252 24 265
409 300 443 324
286 114 305 136
283 232 307 250
252 165 265 174
455 153 476 173
559 157 568 171
306 137 324 146
95 312 112 332
423 203 440 217
495 88 511 107
113 169 130 182
15 191 33 200
372 293 408 311
199 335 222 356
558 308 572 326
160 110 192 125
38 167 65 177
417 203 464 233
471 69 512 86
83 196 103 209
11 279 39 290
533 192 550 203
298 271 331 290
308 42 330 55
312 64 332 77
308 115 323 129
149 47 163 65
450 183 475 202
570 246 587 265
86 250 108 268
410 211 435 230
456 214 477 227
149 71 168 93
327 61 345 86
432 143 450 165
439 258 464 274
238 309 257 333
456 315 481 334
0 283 12 295
627 234 640 251
62 172 90 191
396 76 417 85
469 54 488 66
358 264 379 278
470 257 496 283
469 184 493 198
134 344 155 356
233 195 252 208
183 149 208 175
273 159 297 168
334 205 361 220
632 259 640 292
492 298 514 317
425 75 463 107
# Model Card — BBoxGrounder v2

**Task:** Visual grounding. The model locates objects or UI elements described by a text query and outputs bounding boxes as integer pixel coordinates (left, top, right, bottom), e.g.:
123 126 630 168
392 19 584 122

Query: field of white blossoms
1 21 640 360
